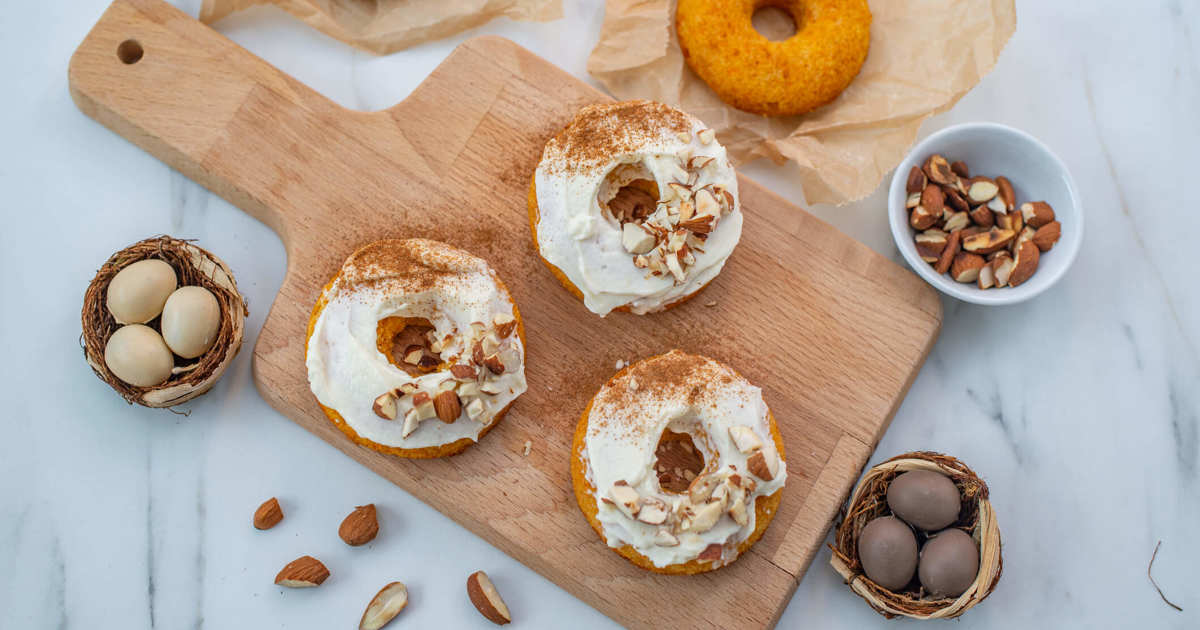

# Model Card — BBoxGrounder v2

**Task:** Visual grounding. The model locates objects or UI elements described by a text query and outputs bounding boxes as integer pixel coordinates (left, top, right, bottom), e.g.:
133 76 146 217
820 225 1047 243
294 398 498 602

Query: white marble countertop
2 1 1197 628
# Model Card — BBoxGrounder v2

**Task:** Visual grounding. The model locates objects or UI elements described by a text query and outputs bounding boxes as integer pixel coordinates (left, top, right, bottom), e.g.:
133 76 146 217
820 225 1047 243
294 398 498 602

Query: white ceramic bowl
888 122 1082 305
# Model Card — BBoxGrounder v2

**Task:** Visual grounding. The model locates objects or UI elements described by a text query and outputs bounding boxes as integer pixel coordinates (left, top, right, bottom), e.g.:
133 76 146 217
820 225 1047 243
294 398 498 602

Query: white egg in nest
104 324 175 387
106 259 178 324
161 286 221 359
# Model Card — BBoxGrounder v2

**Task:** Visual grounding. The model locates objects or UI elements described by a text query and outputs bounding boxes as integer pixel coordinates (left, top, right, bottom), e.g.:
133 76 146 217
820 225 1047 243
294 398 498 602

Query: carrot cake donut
570 350 787 573
676 0 872 117
529 100 741 316
305 239 526 459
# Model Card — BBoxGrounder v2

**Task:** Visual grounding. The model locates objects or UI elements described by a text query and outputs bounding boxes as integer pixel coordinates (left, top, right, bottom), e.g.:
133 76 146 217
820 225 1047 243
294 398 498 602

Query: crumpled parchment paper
200 0 562 55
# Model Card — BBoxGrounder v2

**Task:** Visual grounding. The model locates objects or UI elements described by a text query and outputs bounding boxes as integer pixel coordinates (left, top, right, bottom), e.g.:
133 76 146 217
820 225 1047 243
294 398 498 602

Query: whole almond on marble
339 504 379 546
254 497 283 530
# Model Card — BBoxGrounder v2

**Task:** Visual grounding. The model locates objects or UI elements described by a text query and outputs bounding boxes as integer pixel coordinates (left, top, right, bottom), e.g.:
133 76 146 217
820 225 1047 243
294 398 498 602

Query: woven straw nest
829 452 1002 619
81 236 248 408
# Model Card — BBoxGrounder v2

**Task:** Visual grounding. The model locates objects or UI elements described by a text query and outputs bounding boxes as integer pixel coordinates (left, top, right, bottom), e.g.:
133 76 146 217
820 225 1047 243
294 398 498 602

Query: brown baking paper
588 0 1016 205
200 0 562 55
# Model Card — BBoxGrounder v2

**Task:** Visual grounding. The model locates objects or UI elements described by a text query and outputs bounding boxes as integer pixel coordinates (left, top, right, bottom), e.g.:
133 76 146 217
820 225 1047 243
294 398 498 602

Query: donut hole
752 4 799 42
376 316 443 376
598 162 660 224
654 430 707 493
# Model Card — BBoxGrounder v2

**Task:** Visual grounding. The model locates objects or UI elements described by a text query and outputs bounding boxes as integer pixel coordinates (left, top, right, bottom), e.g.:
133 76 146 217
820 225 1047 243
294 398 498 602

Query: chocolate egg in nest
830 452 1003 619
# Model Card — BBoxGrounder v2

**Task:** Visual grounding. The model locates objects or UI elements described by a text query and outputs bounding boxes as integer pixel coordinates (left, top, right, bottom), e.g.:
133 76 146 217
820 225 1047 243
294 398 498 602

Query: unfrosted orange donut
676 0 871 117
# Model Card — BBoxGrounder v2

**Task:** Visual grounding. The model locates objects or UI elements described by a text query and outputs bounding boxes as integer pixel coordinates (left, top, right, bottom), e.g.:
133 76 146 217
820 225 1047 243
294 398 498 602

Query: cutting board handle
69 0 327 238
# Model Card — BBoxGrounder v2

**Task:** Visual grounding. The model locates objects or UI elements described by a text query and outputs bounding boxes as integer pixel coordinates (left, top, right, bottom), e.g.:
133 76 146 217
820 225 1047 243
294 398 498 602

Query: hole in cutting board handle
117 39 143 64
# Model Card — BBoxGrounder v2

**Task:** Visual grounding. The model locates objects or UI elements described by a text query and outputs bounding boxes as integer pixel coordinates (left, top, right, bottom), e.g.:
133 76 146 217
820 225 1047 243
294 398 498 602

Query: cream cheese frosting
306 239 526 450
534 101 742 316
581 350 786 568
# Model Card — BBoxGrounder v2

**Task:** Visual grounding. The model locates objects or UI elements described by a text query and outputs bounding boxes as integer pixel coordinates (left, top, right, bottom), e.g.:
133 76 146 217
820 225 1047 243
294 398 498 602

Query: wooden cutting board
69 1 942 627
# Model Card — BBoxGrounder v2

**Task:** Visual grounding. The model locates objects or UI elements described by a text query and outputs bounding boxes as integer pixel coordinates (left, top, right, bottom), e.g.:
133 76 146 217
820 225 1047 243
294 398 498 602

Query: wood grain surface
68 2 942 627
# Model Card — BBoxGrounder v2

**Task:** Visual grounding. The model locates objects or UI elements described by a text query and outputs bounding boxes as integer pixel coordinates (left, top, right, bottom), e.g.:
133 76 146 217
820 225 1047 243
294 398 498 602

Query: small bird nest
81 236 248 408
829 451 1002 619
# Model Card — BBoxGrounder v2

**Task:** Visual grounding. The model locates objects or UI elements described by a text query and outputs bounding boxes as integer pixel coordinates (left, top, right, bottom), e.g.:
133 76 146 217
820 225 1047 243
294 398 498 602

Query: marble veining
1 0 1197 628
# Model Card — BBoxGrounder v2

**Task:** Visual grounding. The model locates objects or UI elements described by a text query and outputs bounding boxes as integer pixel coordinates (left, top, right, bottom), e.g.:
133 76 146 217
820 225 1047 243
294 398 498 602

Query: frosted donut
676 0 872 117
529 100 742 316
570 350 787 573
305 239 527 459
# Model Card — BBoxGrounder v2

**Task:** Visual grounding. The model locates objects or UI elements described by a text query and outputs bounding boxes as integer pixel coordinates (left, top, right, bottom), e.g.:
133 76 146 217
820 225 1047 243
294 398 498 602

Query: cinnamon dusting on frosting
543 101 691 175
